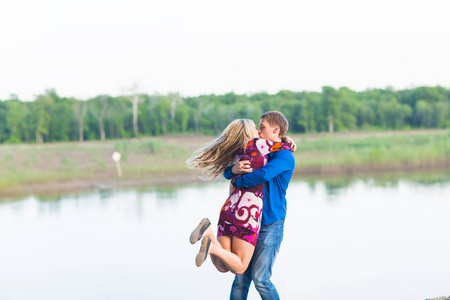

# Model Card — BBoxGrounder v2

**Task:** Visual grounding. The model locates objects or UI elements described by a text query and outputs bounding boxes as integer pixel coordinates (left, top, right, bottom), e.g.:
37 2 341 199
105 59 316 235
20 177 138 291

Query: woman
186 119 292 275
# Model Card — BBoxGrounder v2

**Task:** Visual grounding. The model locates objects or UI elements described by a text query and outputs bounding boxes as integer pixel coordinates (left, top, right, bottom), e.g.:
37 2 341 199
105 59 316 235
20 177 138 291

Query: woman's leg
202 226 222 248
208 236 255 275
198 225 255 275
210 236 231 273
202 226 230 273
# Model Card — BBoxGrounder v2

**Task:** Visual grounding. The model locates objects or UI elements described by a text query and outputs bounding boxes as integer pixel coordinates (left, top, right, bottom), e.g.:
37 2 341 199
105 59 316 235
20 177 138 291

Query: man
223 111 296 300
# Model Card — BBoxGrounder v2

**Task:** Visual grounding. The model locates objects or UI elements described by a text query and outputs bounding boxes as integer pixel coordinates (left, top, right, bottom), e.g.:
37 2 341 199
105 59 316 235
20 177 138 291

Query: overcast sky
1 0 450 100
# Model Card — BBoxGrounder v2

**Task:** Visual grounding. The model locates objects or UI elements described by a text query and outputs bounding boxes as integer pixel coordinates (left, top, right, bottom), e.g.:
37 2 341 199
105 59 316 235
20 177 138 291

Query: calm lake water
1 174 450 300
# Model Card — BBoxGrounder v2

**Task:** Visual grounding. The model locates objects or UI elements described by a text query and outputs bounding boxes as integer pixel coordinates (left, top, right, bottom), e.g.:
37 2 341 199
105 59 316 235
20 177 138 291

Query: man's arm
224 137 296 180
223 161 253 180
223 165 235 180
232 150 294 189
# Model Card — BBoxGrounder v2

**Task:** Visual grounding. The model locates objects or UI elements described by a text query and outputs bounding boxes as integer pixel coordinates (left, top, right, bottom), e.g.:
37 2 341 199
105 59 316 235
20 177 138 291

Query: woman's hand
231 160 253 174
283 135 297 151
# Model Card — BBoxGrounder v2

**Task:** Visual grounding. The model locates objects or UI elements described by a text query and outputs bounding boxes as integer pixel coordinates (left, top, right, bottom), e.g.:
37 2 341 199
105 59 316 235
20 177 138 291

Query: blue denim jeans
230 220 284 300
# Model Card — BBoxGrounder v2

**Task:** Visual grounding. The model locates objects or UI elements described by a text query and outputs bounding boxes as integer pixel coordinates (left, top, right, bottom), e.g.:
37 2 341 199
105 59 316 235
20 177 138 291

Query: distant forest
1 86 449 144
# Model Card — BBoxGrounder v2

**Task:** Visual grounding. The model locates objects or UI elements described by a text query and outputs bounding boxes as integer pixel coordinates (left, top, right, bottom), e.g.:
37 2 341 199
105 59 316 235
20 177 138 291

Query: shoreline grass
0 129 449 197
294 130 450 169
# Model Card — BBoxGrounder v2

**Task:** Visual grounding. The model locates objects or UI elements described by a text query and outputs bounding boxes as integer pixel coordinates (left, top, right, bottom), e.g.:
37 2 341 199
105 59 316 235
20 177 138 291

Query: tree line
0 86 449 144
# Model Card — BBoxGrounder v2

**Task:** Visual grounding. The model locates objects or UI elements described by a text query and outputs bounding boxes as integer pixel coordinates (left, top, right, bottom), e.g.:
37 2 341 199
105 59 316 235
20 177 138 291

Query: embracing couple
187 111 296 300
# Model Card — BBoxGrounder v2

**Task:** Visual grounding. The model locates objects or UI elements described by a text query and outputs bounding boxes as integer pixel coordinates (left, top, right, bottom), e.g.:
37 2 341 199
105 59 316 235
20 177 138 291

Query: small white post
112 151 122 178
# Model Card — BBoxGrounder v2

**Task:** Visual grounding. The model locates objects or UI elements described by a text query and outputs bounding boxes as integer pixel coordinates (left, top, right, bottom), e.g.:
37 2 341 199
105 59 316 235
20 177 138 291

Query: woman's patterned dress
217 138 292 246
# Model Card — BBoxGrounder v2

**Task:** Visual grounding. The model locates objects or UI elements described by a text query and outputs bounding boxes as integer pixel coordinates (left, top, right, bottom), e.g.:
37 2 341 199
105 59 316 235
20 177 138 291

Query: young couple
187 111 296 299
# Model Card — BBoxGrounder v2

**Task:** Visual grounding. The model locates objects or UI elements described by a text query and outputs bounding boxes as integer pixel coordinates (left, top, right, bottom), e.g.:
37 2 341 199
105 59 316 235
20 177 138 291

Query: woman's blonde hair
186 119 256 180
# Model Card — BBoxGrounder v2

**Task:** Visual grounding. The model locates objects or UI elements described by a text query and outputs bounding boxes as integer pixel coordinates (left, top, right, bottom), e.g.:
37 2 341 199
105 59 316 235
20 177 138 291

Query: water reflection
301 169 450 197
1 173 450 299
2 170 450 205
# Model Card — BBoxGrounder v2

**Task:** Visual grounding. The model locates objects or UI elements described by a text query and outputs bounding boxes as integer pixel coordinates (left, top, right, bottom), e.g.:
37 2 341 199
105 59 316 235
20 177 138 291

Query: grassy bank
294 129 450 175
0 129 449 196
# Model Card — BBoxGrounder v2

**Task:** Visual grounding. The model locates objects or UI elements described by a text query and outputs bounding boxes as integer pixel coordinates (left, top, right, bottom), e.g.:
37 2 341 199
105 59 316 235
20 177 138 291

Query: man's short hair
260 111 289 138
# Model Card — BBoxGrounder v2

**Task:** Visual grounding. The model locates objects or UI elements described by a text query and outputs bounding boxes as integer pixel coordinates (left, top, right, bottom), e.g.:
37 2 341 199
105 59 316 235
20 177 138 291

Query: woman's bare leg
202 226 222 248
208 236 255 275
201 226 230 272
210 237 231 273
199 225 255 274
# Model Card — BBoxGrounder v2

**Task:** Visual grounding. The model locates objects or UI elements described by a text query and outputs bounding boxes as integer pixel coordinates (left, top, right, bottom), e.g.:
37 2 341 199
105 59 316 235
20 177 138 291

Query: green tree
321 86 339 133
0 101 8 143
434 101 450 128
336 87 358 131
106 97 131 139
415 100 434 128
49 97 73 142
5 100 25 143
73 100 87 142
156 95 171 135
88 96 110 141
31 90 55 143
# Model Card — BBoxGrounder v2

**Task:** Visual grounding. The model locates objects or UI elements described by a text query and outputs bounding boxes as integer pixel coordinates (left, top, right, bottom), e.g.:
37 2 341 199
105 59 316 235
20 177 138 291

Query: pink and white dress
217 138 292 246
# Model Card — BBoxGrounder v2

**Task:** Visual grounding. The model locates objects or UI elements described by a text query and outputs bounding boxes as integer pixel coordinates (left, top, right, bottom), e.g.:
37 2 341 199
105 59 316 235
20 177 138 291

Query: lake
1 174 450 300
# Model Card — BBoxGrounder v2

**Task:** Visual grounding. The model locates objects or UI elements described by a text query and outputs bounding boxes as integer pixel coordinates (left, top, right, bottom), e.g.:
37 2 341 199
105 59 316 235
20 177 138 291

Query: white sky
1 0 450 100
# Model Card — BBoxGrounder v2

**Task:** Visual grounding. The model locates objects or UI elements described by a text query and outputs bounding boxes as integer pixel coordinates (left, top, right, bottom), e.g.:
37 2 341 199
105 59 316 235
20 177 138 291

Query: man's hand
231 160 253 175
283 136 297 152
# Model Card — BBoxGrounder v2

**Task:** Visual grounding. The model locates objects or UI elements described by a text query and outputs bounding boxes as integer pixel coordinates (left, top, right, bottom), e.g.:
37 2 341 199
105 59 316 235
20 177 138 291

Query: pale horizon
2 0 450 100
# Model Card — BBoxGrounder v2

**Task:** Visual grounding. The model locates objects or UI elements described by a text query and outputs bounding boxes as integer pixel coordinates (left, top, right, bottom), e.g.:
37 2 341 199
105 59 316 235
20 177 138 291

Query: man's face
258 119 280 141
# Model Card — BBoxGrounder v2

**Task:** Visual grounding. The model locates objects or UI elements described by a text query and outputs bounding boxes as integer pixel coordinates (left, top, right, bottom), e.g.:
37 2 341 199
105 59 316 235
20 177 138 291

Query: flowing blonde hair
186 119 256 180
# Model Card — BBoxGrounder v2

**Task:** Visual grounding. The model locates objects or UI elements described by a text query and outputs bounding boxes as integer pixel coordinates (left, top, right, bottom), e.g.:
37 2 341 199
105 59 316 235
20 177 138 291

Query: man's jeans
230 220 284 300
